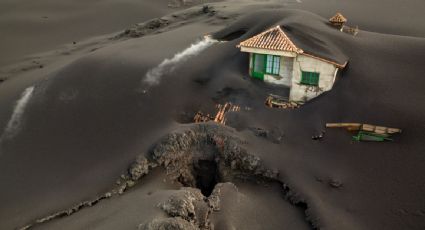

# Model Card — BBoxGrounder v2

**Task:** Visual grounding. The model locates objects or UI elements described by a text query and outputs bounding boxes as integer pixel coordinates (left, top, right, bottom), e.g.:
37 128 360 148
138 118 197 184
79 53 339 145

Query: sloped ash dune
0 0 425 229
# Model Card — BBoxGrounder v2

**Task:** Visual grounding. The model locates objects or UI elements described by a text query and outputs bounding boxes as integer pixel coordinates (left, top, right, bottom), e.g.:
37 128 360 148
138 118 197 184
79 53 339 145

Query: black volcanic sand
1 0 425 229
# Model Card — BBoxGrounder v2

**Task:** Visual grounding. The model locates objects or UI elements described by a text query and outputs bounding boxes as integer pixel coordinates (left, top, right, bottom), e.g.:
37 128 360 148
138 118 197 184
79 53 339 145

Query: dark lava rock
160 188 210 228
138 217 198 230
329 179 343 188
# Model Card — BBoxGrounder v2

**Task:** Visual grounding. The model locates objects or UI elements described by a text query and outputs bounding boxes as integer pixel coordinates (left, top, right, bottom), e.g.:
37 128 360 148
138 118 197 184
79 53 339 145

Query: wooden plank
326 123 362 129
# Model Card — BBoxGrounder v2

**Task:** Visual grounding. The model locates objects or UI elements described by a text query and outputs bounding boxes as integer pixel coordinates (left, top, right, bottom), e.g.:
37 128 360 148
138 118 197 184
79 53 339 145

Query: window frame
265 55 281 75
300 71 320 86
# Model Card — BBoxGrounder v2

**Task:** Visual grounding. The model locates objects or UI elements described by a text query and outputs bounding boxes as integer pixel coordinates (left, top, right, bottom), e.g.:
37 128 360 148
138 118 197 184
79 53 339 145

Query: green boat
352 131 393 142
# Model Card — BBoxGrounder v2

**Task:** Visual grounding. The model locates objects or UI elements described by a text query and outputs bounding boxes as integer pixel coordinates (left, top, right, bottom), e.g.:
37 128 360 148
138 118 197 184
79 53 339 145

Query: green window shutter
301 71 319 86
311 73 319 85
301 72 309 84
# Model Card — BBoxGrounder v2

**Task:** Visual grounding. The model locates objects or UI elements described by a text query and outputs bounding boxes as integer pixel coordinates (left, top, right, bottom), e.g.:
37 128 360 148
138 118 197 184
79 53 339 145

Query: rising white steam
1 86 35 140
144 36 218 86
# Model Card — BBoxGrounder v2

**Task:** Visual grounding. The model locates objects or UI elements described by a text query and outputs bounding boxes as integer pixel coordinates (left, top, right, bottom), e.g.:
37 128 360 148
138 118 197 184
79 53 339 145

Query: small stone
126 180 135 188
129 155 150 181
329 179 343 188
159 188 205 224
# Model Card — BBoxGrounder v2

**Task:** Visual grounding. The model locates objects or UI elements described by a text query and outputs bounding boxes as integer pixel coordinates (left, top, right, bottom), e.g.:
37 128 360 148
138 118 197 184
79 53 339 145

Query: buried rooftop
238 24 349 103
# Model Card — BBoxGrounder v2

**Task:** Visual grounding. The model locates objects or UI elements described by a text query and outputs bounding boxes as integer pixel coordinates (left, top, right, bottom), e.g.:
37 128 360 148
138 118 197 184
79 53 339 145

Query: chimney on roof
329 12 347 30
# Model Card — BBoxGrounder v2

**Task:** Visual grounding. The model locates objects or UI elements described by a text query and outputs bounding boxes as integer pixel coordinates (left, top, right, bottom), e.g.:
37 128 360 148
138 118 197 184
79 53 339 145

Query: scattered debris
193 111 214 123
312 130 325 140
265 94 301 109
342 25 359 36
326 123 402 142
194 102 240 125
214 103 240 124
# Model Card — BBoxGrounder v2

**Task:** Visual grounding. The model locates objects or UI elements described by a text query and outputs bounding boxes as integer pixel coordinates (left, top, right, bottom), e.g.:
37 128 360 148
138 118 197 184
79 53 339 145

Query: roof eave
238 45 302 53
302 53 348 69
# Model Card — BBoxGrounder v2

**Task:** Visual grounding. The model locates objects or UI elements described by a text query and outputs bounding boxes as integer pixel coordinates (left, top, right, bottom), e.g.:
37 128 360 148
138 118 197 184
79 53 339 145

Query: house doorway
252 53 265 80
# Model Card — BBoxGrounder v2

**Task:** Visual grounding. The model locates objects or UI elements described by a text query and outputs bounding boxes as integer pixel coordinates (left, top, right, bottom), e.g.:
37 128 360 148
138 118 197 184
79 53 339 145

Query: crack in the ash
142 123 318 229
18 124 318 230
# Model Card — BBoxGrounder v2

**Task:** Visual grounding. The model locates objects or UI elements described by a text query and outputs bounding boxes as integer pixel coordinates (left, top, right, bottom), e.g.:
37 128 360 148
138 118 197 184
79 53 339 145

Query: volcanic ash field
0 0 425 230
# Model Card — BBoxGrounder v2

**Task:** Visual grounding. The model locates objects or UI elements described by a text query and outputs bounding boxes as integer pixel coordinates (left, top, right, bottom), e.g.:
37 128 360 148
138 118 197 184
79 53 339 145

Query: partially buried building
237 25 348 103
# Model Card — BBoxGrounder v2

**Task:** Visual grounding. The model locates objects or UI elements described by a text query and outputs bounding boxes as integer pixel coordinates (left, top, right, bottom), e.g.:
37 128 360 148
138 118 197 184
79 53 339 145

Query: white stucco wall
245 48 295 87
249 53 253 75
263 56 294 87
289 54 339 102
244 48 340 103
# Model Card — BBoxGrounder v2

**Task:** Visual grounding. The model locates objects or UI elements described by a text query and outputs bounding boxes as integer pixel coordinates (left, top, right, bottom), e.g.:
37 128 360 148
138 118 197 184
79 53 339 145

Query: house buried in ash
238 25 348 103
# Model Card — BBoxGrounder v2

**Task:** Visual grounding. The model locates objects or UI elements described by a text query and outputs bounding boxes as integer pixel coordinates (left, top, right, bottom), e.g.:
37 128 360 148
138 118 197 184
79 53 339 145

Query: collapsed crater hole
194 159 219 196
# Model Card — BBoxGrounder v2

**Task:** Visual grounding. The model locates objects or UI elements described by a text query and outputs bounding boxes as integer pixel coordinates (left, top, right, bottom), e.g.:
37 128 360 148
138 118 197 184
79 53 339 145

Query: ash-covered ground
0 0 425 229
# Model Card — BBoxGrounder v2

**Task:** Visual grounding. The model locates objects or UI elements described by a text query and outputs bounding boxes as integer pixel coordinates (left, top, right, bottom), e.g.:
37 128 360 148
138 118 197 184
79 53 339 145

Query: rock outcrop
160 188 211 229
138 217 198 230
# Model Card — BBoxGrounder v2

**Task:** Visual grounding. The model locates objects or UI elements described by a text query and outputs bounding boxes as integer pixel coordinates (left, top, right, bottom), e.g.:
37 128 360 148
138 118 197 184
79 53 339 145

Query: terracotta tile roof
238 26 303 53
329 13 347 23
238 25 348 69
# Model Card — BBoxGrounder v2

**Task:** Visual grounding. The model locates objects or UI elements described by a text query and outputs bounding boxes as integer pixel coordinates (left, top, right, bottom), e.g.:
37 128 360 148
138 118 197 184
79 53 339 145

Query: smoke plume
144 36 217 86
1 86 35 141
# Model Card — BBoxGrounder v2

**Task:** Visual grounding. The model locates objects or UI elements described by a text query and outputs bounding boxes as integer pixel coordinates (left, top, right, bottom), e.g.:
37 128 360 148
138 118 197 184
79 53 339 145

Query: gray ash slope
0 2 425 230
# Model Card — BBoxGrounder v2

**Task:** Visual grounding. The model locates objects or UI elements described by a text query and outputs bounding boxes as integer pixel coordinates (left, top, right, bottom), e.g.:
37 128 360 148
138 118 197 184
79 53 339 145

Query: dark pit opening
194 160 219 196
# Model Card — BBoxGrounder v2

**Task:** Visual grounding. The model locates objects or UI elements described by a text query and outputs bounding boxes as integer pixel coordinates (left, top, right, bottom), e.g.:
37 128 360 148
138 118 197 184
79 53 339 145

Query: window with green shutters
300 71 320 86
265 55 280 75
